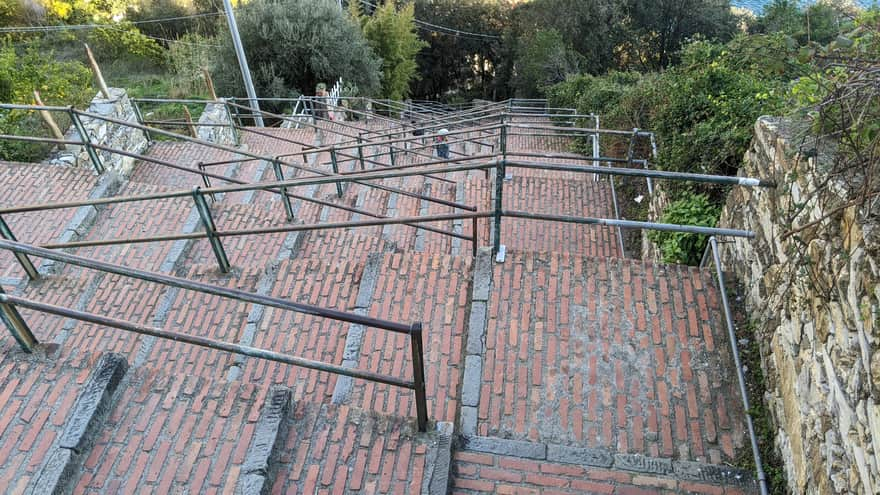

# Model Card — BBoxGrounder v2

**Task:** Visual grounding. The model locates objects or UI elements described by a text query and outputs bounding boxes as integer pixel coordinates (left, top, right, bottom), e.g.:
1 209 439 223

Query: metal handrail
0 238 430 430
701 236 770 495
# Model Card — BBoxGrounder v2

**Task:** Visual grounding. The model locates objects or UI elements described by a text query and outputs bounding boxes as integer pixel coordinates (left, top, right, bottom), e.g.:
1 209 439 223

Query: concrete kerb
331 252 382 404
459 247 492 436
237 386 292 495
422 421 455 495
458 434 758 488
28 353 129 495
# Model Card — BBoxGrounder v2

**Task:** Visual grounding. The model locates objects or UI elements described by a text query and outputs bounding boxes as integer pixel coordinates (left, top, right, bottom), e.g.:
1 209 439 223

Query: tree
512 28 582 98
358 0 427 100
209 0 381 106
620 0 737 70
511 0 623 76
411 0 508 100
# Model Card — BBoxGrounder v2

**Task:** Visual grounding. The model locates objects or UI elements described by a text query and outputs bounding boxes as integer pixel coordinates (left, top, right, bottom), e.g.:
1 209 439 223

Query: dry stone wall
719 116 880 494
196 100 237 145
47 88 148 175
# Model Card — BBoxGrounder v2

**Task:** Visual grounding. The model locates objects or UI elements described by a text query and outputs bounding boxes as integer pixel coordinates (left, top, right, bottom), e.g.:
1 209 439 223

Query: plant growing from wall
647 192 720 265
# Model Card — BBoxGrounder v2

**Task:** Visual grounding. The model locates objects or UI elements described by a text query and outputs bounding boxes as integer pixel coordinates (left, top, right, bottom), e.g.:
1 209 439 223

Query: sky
731 0 876 11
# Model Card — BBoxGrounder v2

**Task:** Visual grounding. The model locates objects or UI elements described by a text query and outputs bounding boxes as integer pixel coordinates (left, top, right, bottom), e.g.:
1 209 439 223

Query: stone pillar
197 100 237 145
46 88 148 176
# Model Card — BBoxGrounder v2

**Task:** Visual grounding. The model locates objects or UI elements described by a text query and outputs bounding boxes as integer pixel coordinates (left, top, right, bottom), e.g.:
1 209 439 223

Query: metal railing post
330 148 344 198
0 215 39 280
0 286 37 352
389 143 396 167
472 217 478 257
410 322 429 432
191 187 231 273
222 100 241 146
357 136 366 171
708 237 770 495
131 100 152 144
626 128 638 167
493 160 505 256
196 162 216 202
271 160 295 222
69 109 105 174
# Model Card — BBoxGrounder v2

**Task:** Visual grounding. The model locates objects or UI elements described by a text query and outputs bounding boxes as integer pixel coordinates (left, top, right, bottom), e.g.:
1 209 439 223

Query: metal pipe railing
703 236 770 495
0 238 430 430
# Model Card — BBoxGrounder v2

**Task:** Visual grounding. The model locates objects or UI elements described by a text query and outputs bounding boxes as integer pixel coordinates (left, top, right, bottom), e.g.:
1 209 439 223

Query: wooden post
32 90 65 140
183 107 198 138
202 68 218 100
83 43 111 99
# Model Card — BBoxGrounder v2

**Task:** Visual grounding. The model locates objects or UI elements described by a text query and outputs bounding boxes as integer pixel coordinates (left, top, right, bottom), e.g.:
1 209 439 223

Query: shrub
647 193 720 265
0 42 94 162
208 0 381 108
357 0 427 101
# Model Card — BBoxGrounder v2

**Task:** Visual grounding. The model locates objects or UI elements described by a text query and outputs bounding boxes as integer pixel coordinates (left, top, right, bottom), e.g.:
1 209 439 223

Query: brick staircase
0 110 760 494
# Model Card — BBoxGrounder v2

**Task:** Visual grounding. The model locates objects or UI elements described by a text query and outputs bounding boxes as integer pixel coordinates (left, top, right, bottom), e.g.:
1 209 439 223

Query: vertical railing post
131 99 152 144
69 108 105 174
0 216 39 280
410 322 429 432
626 128 638 167
330 148 344 198
222 99 241 146
191 187 231 273
357 136 366 171
197 162 216 202
0 286 37 352
592 114 600 181
472 217 478 257
271 159 295 222
389 143 396 167
493 160 505 256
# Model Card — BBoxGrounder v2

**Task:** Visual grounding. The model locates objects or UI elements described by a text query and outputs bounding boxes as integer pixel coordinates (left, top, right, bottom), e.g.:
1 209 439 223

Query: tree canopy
209 0 381 103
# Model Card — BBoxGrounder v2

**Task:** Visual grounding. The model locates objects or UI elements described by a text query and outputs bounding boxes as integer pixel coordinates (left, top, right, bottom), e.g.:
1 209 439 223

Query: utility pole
221 0 264 127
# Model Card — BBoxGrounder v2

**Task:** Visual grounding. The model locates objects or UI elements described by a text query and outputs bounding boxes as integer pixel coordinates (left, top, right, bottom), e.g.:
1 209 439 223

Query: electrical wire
0 11 223 34
357 0 501 40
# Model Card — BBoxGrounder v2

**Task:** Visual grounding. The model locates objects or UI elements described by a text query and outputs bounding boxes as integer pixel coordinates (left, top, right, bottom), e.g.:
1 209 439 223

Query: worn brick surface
238 257 363 400
346 252 472 423
134 265 264 379
0 162 99 280
501 176 621 258
270 401 432 494
478 252 746 464
452 451 756 494
180 202 293 268
0 350 102 494
64 181 194 269
71 365 261 494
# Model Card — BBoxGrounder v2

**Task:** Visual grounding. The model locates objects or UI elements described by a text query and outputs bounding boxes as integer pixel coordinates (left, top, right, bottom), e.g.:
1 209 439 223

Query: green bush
355 0 426 101
647 193 720 265
209 0 380 108
0 42 94 162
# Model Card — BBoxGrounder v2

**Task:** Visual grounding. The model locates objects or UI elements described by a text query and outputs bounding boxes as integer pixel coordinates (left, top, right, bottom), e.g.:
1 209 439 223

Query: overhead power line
0 11 222 34
357 0 501 40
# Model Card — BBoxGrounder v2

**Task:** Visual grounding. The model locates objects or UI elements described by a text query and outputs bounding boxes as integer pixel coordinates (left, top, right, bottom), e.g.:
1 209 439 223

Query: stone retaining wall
47 88 148 175
719 116 880 494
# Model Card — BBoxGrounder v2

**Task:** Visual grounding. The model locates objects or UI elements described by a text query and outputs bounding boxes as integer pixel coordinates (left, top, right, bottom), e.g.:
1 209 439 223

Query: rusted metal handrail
0 238 430 431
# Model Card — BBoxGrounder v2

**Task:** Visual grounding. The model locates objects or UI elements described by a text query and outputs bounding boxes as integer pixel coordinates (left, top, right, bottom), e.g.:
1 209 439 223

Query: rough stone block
59 353 128 452
461 355 482 407
462 435 546 460
241 386 292 476
546 444 614 468
27 448 73 495
424 422 454 495
672 460 754 485
465 302 487 355
613 453 673 475
472 248 493 301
